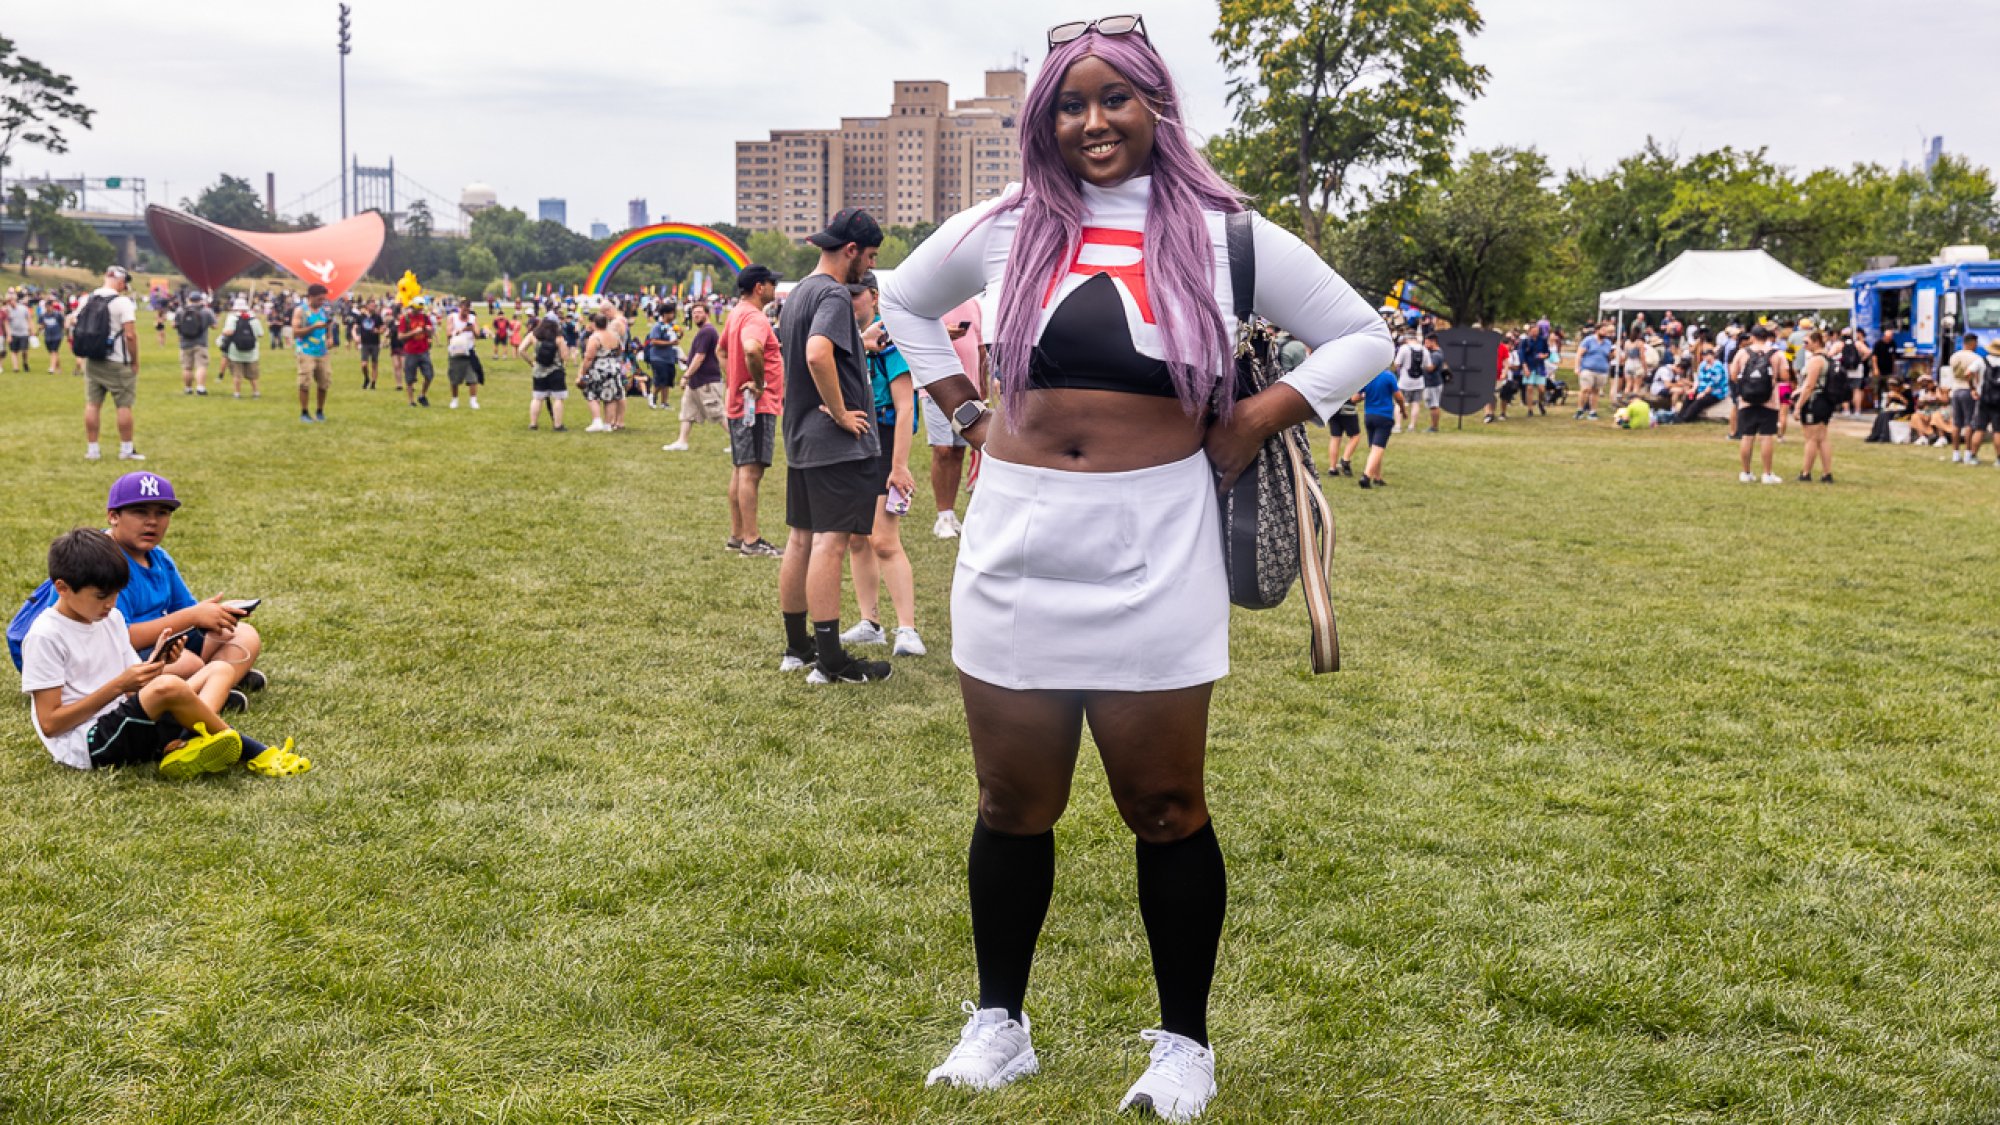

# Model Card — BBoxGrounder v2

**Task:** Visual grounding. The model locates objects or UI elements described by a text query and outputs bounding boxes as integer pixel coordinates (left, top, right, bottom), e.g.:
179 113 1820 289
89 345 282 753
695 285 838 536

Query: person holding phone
19 529 307 777
839 272 924 657
100 472 269 710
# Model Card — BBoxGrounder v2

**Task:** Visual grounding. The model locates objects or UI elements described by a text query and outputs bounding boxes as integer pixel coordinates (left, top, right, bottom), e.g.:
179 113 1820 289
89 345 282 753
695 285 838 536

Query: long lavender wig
984 30 1246 419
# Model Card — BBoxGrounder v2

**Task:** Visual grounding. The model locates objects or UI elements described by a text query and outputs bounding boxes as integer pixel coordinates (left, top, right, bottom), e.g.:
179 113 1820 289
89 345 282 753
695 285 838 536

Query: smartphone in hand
222 598 262 616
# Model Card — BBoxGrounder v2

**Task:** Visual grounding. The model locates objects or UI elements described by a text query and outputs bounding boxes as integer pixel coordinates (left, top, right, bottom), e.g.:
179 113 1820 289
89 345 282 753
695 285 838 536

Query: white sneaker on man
1760 473 1783 484
469 399 480 410
1951 449 1962 462
893 626 927 657
933 511 960 540
926 1003 1038 1090
449 398 459 409
1118 1030 1216 1122
661 439 688 450
1738 472 1755 484
841 619 887 646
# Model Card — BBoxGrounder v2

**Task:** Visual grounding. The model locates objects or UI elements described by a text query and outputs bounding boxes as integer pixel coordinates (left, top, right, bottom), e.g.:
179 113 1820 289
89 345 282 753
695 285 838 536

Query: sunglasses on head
1047 13 1147 49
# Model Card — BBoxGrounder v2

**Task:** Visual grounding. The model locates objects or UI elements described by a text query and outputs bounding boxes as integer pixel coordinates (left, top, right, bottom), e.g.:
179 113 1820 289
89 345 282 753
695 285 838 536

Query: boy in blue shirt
1358 368 1406 489
101 472 269 708
19 528 306 776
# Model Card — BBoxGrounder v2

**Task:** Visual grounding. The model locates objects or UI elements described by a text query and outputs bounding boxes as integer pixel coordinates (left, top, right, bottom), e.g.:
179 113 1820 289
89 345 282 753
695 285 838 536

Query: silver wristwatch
950 399 991 436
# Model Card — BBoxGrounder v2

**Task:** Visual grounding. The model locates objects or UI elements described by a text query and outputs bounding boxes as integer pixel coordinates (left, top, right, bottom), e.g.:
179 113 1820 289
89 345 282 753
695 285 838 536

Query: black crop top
1027 272 1179 398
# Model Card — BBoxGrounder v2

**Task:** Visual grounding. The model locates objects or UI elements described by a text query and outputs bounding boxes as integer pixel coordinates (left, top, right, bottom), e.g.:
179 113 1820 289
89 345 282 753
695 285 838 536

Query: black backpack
70 294 114 360
1818 355 1849 400
1841 341 1863 369
176 306 207 341
534 337 559 367
227 313 257 353
1737 348 1775 405
1982 357 2000 411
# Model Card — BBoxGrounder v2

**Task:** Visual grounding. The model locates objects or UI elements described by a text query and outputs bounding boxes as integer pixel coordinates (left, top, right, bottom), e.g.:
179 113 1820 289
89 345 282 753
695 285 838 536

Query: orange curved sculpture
145 206 386 300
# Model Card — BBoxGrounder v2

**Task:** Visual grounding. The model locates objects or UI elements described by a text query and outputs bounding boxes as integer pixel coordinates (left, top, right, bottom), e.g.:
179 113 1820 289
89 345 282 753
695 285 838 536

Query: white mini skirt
952 450 1230 692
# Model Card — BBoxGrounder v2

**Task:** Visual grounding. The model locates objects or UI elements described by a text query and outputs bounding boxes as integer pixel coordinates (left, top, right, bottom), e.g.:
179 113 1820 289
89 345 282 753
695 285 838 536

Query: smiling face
106 503 176 555
1053 54 1156 187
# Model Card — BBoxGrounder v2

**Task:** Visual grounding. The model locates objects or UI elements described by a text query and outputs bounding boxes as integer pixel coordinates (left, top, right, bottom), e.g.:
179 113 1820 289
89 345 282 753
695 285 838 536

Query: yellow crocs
246 739 312 777
158 724 244 780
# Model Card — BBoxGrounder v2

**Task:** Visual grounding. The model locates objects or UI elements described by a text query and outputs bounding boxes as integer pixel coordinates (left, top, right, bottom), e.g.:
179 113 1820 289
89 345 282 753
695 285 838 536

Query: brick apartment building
736 70 1027 241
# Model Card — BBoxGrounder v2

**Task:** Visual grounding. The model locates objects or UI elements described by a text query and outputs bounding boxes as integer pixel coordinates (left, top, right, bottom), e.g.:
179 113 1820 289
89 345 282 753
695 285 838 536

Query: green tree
183 174 271 231
406 199 434 241
1331 148 1560 325
458 244 499 289
1210 0 1487 253
0 36 93 202
44 207 113 271
745 228 816 281
874 233 913 270
5 179 82 273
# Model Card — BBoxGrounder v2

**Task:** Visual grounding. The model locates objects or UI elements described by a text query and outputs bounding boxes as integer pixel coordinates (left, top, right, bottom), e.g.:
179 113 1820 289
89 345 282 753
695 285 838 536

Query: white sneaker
1951 450 1962 462
1760 473 1783 485
926 1003 1038 1091
661 440 688 451
933 511 960 540
1966 457 1980 467
1118 1030 1216 1122
449 398 459 409
84 446 101 461
841 619 887 646
893 627 927 657
118 450 146 461
1738 472 1755 484
470 399 480 410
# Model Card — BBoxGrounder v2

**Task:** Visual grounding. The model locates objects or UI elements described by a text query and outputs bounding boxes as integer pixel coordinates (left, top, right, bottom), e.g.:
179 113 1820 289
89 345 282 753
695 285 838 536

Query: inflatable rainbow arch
584 223 751 294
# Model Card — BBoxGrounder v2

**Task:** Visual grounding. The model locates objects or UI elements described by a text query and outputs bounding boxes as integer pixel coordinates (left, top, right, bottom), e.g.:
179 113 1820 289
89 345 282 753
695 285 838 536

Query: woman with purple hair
881 15 1392 1119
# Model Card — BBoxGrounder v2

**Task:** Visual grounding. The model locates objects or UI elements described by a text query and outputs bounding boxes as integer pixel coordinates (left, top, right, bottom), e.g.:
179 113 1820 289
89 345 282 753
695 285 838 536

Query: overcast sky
9 0 1998 236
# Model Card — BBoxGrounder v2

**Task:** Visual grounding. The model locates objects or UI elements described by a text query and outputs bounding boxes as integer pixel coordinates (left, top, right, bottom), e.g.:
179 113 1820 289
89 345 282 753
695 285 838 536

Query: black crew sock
784 611 812 654
969 818 1055 1022
812 620 846 674
1136 819 1226 1047
239 735 267 756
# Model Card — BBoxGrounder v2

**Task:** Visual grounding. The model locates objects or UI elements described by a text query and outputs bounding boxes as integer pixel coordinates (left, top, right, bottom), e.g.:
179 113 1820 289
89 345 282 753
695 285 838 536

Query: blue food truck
1848 259 2000 363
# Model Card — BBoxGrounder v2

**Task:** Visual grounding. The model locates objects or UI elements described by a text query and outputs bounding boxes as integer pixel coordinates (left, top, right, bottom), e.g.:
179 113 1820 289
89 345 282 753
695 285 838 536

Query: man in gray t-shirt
781 272 880 468
775 207 891 685
5 297 31 373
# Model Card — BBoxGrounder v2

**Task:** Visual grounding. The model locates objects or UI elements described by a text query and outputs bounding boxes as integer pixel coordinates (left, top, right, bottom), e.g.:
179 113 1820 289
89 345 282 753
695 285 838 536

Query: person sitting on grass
99 472 270 710
19 529 307 777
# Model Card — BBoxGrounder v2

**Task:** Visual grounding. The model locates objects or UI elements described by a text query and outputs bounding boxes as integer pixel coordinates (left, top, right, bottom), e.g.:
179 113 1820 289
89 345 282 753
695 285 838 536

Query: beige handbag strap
1285 435 1340 673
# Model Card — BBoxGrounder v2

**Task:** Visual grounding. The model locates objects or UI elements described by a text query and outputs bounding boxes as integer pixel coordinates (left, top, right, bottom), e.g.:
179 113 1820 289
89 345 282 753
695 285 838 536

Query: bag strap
1224 210 1255 325
1284 432 1340 674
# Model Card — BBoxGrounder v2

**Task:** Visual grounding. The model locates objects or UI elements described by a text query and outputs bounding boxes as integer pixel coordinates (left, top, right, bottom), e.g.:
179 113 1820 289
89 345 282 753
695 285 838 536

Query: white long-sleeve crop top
878 175 1393 421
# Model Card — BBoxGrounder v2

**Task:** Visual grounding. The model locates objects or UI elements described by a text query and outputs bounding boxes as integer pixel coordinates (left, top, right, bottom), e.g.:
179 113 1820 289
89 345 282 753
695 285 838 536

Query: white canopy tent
1598 249 1851 313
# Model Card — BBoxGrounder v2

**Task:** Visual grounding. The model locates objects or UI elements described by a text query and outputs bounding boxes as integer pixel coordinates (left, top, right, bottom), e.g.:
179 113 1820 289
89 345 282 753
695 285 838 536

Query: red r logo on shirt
1045 228 1154 325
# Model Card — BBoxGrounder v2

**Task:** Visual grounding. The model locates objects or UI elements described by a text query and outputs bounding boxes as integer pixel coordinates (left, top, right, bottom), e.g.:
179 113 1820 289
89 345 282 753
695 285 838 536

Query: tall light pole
338 4 352 219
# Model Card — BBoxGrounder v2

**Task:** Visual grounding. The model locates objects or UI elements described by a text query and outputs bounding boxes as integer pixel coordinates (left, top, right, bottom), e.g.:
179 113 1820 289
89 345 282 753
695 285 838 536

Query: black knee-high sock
969 819 1055 1022
1136 820 1226 1047
783 611 812 653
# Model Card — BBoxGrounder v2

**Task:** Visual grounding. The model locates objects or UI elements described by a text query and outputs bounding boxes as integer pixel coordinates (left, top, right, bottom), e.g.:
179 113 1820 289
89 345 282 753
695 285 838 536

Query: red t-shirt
723 303 783 418
398 312 434 355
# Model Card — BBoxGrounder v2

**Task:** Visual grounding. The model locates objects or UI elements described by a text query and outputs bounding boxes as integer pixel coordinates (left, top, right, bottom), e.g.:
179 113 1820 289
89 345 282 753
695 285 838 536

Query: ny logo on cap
139 476 160 497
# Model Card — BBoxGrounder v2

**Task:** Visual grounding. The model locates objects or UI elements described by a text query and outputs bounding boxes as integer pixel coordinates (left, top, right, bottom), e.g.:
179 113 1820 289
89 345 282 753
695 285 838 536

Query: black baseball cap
736 264 781 293
807 208 883 250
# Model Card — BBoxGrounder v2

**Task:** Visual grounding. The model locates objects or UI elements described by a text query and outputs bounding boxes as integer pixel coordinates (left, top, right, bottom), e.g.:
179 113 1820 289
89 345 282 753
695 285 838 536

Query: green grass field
3 336 2000 1123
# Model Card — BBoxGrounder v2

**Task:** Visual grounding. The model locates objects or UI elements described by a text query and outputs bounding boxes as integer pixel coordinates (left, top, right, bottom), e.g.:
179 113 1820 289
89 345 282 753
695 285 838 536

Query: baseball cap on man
736 264 781 293
105 265 131 282
807 208 883 250
107 471 181 511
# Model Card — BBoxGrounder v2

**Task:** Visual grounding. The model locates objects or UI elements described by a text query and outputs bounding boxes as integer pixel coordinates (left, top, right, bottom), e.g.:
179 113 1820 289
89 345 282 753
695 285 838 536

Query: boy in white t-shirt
19 530 309 777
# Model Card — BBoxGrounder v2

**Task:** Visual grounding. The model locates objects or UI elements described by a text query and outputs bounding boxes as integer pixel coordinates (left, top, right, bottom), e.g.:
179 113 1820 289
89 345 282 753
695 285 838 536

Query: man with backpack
1729 324 1788 483
219 297 262 399
1837 329 1868 415
1964 342 2000 469
175 293 218 396
74 266 144 462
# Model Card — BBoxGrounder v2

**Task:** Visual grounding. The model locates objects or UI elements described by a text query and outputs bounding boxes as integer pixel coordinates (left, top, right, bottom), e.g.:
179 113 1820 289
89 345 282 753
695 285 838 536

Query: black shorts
1365 415 1394 449
8 335 28 353
1972 405 2000 433
84 695 188 768
1737 404 1779 437
1798 395 1837 426
786 458 879 535
1331 411 1360 437
649 360 677 389
729 412 777 467
403 353 435 381
360 341 380 362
